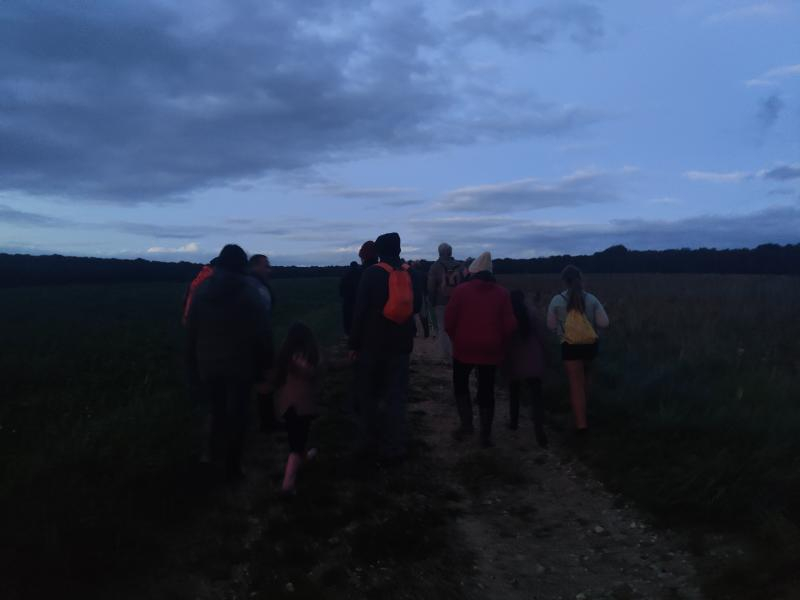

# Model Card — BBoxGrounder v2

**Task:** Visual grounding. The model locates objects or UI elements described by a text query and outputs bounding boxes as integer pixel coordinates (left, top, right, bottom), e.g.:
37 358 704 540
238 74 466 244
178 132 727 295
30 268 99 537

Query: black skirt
561 342 599 362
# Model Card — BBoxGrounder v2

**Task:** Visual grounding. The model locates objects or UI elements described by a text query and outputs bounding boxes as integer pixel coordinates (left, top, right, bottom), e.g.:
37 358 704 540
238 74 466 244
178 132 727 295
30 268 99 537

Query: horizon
3 240 797 271
1 2 799 266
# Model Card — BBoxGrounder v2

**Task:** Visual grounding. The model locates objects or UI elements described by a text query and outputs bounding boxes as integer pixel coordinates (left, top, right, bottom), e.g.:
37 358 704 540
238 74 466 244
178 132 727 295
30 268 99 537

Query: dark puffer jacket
187 268 274 382
348 258 422 356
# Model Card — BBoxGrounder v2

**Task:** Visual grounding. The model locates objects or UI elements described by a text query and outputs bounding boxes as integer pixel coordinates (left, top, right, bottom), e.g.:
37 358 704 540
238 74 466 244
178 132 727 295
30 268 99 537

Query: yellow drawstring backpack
561 293 598 345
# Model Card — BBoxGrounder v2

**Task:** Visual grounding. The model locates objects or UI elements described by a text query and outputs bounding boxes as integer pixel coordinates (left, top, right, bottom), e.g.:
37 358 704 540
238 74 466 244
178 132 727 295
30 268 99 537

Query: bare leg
563 360 588 430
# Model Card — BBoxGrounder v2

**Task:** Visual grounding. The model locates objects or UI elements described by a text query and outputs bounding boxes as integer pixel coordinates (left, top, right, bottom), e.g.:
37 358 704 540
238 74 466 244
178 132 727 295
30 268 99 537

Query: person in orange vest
349 232 421 465
182 258 217 326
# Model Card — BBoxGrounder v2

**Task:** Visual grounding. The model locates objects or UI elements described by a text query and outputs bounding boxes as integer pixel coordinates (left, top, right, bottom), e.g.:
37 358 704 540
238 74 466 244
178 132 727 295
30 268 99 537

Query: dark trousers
205 378 251 476
284 407 314 454
453 359 496 442
509 377 548 446
355 353 410 459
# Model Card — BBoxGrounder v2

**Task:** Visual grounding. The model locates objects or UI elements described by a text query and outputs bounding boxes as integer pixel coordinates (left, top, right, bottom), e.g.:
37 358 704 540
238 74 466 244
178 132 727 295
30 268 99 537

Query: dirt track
410 336 703 600
112 337 706 600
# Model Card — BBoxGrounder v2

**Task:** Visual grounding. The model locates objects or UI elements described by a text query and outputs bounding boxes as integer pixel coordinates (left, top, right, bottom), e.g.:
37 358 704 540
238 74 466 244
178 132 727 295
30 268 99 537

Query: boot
479 398 495 448
281 452 303 494
531 382 548 449
508 393 519 430
452 394 474 440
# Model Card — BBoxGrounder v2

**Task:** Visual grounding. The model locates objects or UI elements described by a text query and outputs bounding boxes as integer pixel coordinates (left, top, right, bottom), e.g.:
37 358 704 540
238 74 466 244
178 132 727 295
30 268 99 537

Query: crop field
1 273 799 598
502 273 800 597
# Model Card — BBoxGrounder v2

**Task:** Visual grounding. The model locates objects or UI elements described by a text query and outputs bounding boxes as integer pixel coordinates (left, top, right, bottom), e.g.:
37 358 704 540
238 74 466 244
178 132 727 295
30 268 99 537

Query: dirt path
111 339 706 600
410 336 703 600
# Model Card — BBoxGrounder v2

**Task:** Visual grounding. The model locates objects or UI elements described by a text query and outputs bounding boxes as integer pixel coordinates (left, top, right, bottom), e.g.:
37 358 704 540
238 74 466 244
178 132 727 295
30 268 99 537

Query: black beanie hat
216 244 248 272
375 232 401 259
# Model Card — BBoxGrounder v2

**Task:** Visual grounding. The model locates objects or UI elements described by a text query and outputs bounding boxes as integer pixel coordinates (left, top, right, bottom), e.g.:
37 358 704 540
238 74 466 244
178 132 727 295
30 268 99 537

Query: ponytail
561 265 586 313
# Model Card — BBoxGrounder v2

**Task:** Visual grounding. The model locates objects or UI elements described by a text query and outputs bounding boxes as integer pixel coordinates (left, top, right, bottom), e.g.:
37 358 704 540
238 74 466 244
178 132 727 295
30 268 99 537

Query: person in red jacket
445 251 517 447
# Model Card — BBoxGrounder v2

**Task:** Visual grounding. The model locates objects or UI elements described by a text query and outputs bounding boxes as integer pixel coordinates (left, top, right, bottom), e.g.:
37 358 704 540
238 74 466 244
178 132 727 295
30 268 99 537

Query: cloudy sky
1 0 798 265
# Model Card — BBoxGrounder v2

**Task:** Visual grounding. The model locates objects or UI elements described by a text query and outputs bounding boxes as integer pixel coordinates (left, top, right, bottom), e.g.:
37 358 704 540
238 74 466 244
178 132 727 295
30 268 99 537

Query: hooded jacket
427 256 463 306
348 255 422 355
186 268 274 382
444 272 517 366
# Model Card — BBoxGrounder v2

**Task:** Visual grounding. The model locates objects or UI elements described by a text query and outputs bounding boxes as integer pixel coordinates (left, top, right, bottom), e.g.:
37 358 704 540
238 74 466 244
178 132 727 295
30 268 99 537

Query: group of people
184 233 609 493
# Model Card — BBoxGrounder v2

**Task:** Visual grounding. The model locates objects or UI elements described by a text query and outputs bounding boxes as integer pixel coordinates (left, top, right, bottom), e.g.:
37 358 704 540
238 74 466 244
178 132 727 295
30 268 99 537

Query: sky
0 0 798 265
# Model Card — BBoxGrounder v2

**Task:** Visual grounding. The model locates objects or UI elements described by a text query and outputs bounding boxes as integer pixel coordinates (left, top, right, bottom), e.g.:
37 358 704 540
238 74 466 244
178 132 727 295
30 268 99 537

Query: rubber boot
508 390 520 431
530 380 548 448
479 397 495 448
281 452 303 494
452 394 474 440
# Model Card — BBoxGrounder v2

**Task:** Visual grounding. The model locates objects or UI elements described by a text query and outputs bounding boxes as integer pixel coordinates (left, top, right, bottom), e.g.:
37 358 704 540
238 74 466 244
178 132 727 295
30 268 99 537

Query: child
273 322 321 494
504 290 548 448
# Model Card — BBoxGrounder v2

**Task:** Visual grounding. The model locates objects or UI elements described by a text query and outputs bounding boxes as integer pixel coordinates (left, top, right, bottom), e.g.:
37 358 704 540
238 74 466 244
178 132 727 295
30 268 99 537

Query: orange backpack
376 262 414 324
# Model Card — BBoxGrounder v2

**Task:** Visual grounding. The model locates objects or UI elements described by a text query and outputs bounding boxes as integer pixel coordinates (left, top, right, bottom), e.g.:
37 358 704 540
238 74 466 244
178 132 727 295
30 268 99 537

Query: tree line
0 242 798 287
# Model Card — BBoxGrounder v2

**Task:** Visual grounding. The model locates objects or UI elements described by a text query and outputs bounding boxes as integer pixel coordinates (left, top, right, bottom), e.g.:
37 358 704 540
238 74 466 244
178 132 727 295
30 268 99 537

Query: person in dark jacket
187 244 273 481
339 241 378 336
349 232 421 463
504 290 548 448
445 252 517 448
248 254 279 433
409 261 430 338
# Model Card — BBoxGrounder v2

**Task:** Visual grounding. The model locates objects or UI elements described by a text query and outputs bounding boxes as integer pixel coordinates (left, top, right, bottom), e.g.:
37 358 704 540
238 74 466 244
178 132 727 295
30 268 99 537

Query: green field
1 273 799 598
0 277 342 598
501 273 800 597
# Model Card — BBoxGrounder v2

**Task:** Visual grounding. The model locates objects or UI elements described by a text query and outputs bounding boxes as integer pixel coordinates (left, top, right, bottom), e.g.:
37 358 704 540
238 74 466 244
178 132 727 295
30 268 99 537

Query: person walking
272 322 322 495
409 261 430 338
349 232 421 464
248 254 279 433
182 258 216 326
546 265 609 433
504 290 548 448
339 241 378 336
427 243 462 361
445 252 517 448
186 244 273 482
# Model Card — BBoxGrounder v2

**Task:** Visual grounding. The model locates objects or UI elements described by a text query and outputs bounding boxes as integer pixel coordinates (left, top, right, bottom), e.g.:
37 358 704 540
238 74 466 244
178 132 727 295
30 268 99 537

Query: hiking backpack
377 263 414 324
439 263 462 300
561 293 598 345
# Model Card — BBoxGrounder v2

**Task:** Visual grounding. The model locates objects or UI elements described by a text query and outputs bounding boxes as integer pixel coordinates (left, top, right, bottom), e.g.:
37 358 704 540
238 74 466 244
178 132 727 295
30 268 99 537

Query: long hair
273 322 320 389
510 289 531 339
561 265 585 313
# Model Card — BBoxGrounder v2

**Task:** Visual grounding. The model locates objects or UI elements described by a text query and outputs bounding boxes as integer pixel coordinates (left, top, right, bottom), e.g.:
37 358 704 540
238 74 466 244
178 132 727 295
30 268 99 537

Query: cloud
0 1 600 204
146 242 200 254
762 164 800 180
0 204 67 227
683 170 752 183
410 205 800 258
306 183 417 199
746 63 800 86
708 2 783 23
439 169 621 213
453 3 604 50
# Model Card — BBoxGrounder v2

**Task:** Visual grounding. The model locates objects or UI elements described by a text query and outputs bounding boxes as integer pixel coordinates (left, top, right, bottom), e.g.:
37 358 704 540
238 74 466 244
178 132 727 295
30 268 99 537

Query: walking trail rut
410 336 703 600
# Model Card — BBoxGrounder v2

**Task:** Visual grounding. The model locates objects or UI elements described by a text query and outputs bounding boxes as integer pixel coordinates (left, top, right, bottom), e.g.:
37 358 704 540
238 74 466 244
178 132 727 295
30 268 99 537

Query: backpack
439 263 461 300
561 293 598 345
377 263 414 324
